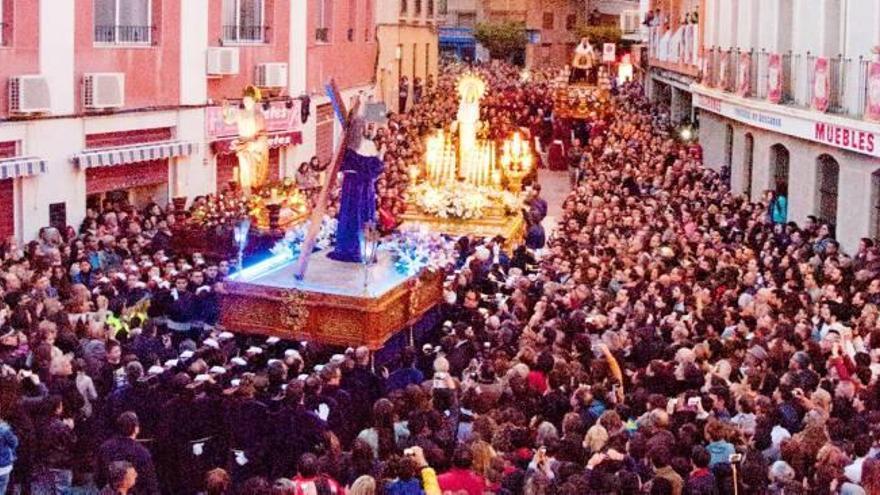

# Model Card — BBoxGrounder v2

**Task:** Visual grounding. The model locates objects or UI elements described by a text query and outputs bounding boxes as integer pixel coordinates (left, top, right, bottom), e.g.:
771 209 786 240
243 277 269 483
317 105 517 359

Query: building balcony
647 24 700 78
701 46 874 121
94 25 156 46
221 25 270 45
315 27 330 43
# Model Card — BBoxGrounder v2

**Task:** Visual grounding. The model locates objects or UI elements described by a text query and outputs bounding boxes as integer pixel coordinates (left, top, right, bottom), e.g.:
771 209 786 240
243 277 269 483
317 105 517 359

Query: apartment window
316 0 332 42
565 14 576 30
427 0 434 17
542 13 554 30
222 0 266 43
400 0 407 15
458 12 476 28
438 0 447 15
414 0 422 15
94 0 153 45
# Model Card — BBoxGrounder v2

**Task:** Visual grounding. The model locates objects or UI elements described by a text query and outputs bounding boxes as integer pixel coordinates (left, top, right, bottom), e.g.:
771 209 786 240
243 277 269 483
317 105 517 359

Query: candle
233 166 239 182
271 188 278 202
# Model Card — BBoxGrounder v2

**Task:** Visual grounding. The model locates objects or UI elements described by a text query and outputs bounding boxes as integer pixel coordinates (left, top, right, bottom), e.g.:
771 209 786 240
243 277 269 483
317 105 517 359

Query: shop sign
206 101 301 139
695 92 880 158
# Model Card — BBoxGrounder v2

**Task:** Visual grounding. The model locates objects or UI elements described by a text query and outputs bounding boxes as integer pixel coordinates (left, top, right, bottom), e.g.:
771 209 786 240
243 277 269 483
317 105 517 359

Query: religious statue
327 116 385 263
222 85 269 195
456 75 486 178
570 37 597 85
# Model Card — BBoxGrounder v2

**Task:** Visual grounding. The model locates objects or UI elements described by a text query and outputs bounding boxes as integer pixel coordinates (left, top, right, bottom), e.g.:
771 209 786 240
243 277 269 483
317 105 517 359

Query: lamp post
233 218 251 274
359 221 380 292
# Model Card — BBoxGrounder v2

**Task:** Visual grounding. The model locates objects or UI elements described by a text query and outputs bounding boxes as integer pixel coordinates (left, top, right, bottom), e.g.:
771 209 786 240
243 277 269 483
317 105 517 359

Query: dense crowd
0 58 879 495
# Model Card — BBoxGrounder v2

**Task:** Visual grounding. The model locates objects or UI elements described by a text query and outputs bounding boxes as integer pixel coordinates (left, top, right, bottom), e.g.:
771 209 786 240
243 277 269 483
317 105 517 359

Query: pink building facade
0 0 377 241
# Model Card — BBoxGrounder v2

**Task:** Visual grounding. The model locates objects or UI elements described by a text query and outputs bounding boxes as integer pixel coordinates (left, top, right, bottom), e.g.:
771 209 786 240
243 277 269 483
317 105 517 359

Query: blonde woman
349 475 376 495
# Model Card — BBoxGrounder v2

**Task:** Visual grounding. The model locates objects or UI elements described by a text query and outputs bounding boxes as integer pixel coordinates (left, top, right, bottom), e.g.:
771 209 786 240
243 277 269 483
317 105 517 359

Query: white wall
39 0 75 115
698 111 880 253
20 118 86 240
180 0 209 105
173 108 209 202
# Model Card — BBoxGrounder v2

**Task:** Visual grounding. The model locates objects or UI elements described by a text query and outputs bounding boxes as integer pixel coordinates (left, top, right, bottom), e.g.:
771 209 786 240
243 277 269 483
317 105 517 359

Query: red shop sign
205 101 301 138
211 131 303 155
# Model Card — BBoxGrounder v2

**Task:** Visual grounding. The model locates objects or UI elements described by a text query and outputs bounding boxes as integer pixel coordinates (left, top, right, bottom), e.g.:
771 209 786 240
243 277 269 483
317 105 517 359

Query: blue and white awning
72 140 199 168
0 157 48 180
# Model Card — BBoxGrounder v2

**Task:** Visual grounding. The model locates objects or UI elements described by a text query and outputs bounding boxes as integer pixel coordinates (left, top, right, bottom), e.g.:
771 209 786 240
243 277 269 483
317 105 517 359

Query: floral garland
269 217 338 260
384 228 458 276
411 182 523 220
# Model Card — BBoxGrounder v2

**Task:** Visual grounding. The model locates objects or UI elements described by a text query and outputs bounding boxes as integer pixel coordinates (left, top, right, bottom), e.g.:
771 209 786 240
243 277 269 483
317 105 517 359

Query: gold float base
219 249 444 349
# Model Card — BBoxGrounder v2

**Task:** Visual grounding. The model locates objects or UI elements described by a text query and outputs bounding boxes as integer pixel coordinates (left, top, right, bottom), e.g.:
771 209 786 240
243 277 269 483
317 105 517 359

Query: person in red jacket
437 446 486 495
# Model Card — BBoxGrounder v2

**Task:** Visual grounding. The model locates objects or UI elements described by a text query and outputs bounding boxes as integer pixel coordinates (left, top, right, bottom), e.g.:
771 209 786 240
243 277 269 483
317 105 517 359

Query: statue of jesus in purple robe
328 118 385 263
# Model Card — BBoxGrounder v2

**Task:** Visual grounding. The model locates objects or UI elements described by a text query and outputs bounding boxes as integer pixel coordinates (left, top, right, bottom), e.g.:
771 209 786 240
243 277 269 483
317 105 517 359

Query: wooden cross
293 79 361 279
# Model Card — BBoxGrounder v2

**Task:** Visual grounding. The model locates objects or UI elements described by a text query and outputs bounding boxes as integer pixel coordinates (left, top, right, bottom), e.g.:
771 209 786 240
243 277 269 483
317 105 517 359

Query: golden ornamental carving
282 290 310 333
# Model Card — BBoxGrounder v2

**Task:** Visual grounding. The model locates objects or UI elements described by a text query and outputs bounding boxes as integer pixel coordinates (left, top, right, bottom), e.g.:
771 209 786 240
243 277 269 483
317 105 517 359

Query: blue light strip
230 253 291 282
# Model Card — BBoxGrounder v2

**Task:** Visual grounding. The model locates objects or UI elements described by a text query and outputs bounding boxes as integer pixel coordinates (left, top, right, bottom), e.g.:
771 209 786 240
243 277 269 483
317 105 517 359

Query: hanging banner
767 53 783 103
737 52 751 97
717 51 730 89
866 62 880 122
603 43 616 63
811 57 830 113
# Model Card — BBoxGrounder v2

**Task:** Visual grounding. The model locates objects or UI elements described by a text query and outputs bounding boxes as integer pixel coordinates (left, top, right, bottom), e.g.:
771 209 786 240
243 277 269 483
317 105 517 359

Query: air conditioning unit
255 63 288 88
83 73 125 110
207 47 240 76
8 75 51 114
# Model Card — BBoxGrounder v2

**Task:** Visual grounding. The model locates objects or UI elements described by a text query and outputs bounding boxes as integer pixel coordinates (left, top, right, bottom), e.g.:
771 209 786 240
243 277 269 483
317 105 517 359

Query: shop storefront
0 140 49 239
206 102 303 193
72 128 198 209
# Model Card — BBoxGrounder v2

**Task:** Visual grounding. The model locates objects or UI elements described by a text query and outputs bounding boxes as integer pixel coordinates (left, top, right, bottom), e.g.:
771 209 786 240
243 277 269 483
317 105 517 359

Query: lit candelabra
499 132 532 193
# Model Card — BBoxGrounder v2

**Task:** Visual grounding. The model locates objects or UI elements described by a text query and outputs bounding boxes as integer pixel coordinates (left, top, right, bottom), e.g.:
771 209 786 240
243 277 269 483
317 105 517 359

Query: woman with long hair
356 399 401 460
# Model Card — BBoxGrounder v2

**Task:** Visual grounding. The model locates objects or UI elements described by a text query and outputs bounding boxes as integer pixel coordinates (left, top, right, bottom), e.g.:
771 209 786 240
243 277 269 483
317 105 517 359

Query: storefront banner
811 57 830 113
717 51 729 89
866 62 880 123
737 52 751 98
695 92 880 158
211 131 303 155
767 53 783 104
206 100 301 139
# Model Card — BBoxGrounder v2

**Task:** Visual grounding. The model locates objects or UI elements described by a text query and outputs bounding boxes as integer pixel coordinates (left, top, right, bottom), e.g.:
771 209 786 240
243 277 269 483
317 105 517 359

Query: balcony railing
315 27 330 43
94 25 155 45
221 24 269 44
700 47 876 120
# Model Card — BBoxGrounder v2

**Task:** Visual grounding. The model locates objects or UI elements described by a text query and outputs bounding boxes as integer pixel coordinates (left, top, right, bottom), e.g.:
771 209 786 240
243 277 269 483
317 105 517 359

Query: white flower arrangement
385 228 458 276
412 182 521 220
269 216 338 260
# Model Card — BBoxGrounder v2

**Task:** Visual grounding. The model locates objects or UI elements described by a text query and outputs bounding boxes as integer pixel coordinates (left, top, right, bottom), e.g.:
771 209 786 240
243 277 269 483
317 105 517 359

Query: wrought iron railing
700 47 876 119
805 54 849 114
221 24 269 44
94 25 155 44
315 27 330 43
855 58 871 119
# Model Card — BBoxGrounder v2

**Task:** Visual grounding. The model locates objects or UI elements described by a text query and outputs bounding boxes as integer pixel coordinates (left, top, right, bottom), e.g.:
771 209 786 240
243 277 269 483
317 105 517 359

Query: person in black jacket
32 395 76 494
96 412 160 495
270 380 327 479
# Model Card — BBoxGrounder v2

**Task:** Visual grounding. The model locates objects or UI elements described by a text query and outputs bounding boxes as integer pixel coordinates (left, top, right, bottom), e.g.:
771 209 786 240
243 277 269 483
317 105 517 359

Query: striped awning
72 140 199 169
0 157 48 180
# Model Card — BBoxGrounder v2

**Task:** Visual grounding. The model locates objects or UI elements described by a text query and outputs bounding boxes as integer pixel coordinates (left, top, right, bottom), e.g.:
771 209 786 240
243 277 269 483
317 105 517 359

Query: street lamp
233 218 251 274
359 221 380 291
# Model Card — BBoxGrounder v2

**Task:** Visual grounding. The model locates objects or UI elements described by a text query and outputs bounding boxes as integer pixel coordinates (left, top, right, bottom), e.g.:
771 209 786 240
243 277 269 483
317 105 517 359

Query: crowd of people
0 57 879 495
